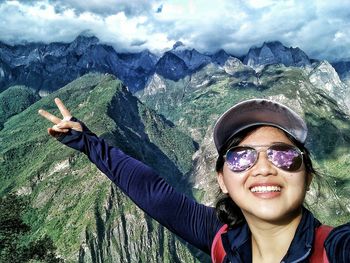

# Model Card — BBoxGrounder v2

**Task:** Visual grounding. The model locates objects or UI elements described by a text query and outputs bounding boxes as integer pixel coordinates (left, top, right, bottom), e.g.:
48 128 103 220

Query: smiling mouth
250 186 281 193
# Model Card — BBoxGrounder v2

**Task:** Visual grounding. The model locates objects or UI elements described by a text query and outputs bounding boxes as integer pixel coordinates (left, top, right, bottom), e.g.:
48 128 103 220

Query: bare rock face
243 41 311 70
332 60 350 86
309 61 350 114
211 49 231 66
191 125 219 206
77 185 201 263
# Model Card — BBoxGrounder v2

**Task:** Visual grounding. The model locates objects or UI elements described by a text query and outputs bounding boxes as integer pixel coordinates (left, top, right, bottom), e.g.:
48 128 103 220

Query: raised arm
38 98 222 254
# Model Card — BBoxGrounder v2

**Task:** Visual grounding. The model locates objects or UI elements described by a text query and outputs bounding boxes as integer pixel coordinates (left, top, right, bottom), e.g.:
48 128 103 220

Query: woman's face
217 126 312 224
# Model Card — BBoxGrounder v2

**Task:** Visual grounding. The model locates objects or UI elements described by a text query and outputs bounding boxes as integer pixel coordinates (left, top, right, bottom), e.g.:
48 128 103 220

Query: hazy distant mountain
1 36 350 97
243 41 311 70
155 41 211 81
0 36 158 94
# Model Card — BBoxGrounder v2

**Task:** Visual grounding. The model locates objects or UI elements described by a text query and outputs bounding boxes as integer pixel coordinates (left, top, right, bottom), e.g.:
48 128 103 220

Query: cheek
222 165 248 193
283 172 309 201
284 171 308 187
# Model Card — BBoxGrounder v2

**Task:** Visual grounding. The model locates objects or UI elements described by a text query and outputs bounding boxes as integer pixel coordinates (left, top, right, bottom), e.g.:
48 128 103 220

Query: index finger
38 109 62 124
55 98 72 120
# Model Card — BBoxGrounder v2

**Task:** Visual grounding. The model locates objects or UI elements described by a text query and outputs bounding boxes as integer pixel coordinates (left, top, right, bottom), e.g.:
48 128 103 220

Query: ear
217 171 229 194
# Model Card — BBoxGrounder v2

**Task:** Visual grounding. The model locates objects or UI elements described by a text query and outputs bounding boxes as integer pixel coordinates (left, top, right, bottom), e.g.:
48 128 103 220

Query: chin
243 205 303 224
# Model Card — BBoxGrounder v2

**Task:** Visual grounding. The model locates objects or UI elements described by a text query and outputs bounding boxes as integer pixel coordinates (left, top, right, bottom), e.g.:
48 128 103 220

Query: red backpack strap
309 225 333 263
211 224 333 263
211 224 229 263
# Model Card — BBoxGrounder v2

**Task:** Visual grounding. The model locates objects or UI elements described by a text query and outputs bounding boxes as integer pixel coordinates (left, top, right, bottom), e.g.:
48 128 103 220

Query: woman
39 98 349 262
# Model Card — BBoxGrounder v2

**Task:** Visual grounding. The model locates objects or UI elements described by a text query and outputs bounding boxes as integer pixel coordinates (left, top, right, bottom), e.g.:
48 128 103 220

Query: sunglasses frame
224 143 305 173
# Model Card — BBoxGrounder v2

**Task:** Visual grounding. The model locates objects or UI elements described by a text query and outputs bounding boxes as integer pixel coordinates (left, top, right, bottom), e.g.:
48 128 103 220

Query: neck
245 210 303 263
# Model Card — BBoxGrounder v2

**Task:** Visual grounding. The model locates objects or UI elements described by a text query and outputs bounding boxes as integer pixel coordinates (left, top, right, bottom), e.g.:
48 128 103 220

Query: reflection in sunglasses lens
226 148 257 172
226 144 302 172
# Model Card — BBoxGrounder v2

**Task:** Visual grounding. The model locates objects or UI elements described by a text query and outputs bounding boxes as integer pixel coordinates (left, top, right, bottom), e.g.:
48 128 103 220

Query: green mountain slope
0 85 40 130
137 63 350 225
0 73 206 262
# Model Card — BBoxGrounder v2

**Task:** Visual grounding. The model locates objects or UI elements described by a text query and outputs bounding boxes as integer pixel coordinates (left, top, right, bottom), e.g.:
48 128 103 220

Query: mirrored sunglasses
224 143 304 173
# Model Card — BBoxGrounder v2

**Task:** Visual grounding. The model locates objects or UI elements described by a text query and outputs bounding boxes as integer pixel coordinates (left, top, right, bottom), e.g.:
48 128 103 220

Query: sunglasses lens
267 144 302 171
226 147 257 172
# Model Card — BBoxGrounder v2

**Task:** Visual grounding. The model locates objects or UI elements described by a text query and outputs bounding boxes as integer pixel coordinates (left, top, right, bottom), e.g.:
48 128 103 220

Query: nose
250 152 277 177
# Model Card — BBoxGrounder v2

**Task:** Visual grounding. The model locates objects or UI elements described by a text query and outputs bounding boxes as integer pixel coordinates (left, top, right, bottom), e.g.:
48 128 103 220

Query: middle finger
55 98 72 119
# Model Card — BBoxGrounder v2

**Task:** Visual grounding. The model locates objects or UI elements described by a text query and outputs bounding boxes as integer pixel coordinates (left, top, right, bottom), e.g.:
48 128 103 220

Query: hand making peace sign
38 98 82 138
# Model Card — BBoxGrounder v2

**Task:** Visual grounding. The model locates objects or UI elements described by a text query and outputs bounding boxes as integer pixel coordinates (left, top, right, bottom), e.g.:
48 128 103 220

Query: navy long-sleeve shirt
58 121 350 262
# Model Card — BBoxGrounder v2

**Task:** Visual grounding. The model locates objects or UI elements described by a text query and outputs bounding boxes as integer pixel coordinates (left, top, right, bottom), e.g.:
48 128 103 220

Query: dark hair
215 125 317 228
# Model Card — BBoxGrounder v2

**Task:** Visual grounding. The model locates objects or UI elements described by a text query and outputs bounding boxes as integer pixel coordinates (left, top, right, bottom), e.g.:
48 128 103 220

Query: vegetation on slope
0 73 204 262
0 193 61 263
0 85 40 130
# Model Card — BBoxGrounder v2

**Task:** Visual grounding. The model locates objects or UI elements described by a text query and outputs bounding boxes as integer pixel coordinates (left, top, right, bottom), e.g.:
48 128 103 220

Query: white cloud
246 0 278 9
0 0 350 61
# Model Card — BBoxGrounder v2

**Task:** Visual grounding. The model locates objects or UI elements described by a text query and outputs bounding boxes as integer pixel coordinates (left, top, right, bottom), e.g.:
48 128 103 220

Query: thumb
48 127 62 138
57 120 83 132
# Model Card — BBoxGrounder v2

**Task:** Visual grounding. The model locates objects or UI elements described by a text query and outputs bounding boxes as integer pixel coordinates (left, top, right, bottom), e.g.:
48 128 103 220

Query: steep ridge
0 73 207 262
137 63 350 225
309 60 350 114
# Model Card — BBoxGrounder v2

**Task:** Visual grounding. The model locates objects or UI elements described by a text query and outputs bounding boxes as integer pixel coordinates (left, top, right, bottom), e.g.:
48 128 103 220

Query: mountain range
0 36 349 263
1 36 350 94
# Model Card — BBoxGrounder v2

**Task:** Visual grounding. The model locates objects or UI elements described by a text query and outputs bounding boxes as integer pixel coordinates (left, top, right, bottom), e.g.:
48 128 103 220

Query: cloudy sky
0 0 349 61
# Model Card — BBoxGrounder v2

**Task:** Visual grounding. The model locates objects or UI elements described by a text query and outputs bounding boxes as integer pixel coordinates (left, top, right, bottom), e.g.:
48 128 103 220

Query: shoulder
324 222 350 262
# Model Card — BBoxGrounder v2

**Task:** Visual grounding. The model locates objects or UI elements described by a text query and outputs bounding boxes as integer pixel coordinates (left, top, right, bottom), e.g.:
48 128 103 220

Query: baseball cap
213 99 308 153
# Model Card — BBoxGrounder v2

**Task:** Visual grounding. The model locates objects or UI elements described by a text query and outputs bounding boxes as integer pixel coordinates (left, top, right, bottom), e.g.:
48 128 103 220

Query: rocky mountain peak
68 35 99 54
155 42 211 81
263 40 284 49
119 49 158 67
211 49 230 65
173 41 185 50
72 35 99 45
243 41 311 69
2 35 350 99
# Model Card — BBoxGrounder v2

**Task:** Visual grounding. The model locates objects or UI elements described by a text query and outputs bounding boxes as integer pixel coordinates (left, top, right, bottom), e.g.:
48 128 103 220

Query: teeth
250 186 281 193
